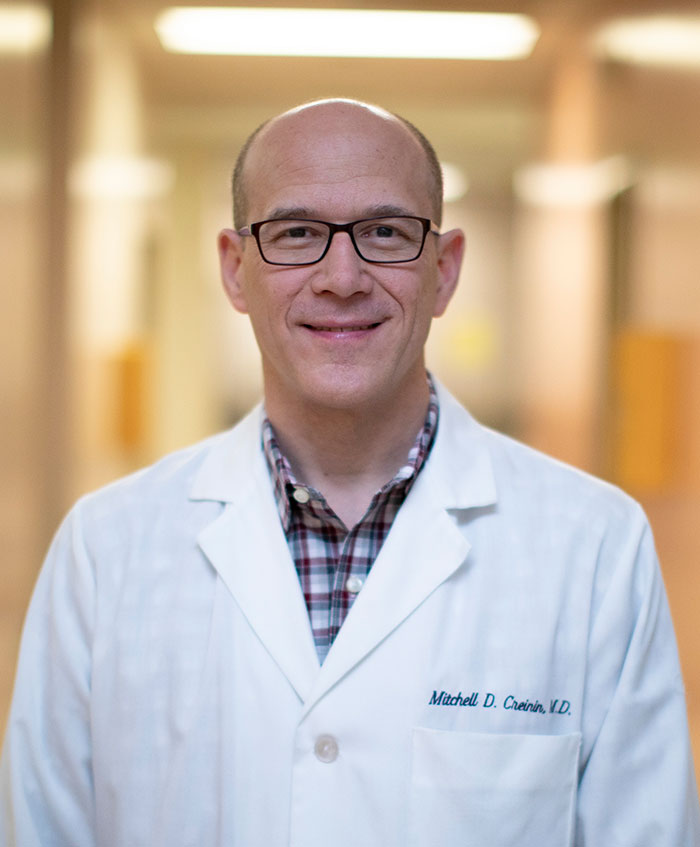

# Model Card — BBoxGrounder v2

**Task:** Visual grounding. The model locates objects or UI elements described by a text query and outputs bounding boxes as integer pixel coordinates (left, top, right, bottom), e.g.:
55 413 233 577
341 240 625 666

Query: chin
295 367 389 413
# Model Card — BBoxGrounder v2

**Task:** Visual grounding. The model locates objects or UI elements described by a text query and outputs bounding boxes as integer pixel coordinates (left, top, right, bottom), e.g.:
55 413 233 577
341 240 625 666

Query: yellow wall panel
611 330 683 493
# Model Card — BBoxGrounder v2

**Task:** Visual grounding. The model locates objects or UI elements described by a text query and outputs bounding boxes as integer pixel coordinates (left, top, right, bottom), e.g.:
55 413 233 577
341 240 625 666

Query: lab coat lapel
191 387 497 714
302 477 469 715
193 409 319 703
302 385 498 714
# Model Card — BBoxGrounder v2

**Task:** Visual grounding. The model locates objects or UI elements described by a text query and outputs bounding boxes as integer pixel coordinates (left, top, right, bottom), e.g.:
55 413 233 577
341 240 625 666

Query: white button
292 486 310 504
314 734 339 763
345 575 363 594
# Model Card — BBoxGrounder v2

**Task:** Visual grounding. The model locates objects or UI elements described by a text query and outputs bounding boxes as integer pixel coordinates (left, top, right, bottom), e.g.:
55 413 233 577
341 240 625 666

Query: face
218 103 464 417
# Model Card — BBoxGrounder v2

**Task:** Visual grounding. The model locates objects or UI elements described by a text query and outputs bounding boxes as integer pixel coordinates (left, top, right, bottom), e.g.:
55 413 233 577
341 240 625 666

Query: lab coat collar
189 381 498 512
424 381 498 512
189 381 499 707
193 404 321 701
189 404 265 504
304 384 498 709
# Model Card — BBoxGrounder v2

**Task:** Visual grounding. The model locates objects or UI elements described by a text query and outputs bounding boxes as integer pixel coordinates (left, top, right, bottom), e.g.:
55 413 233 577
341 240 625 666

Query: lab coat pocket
409 728 580 847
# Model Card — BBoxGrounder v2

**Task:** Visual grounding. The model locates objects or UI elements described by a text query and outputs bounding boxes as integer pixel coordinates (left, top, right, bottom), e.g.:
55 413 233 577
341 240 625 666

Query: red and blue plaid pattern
262 377 438 662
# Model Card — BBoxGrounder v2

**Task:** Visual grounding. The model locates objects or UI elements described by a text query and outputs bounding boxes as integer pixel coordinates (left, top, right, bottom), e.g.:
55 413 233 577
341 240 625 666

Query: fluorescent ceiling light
69 156 175 200
0 3 51 53
155 7 539 60
594 16 700 69
513 157 631 208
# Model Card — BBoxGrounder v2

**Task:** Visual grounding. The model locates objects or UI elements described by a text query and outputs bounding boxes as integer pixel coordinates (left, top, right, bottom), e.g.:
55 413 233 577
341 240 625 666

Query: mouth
306 323 381 333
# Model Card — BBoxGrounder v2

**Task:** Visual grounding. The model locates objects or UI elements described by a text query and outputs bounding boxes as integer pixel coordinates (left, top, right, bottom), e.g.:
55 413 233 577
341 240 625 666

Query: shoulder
68 404 264 539
435 382 647 533
433 383 658 616
75 432 220 516
489 425 638 518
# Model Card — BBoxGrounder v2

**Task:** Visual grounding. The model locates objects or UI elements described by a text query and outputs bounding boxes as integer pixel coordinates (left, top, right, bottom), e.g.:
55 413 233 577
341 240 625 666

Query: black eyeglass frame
237 215 441 266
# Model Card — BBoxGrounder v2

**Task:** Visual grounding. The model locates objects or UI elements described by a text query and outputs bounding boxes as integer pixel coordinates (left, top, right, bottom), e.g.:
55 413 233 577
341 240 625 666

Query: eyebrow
263 203 417 222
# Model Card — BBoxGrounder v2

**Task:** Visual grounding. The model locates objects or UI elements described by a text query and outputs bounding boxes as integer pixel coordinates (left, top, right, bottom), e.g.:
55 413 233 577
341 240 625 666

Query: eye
261 220 327 244
356 222 400 240
280 222 326 239
356 219 414 243
286 226 312 238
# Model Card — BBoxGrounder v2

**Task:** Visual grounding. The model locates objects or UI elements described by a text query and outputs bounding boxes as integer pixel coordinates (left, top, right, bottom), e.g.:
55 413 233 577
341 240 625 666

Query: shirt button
314 734 339 763
292 486 310 504
345 575 364 594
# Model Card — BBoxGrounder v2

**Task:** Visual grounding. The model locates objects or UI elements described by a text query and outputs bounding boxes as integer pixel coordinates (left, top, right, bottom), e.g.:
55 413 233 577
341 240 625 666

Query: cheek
406 288 441 347
244 281 299 345
397 277 438 328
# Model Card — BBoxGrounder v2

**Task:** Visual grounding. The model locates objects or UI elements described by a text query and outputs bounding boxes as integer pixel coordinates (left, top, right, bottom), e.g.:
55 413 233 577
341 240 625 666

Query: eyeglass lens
256 217 427 264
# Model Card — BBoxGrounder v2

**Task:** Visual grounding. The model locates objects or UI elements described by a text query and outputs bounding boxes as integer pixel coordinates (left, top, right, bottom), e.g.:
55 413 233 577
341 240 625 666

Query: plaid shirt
262 377 439 662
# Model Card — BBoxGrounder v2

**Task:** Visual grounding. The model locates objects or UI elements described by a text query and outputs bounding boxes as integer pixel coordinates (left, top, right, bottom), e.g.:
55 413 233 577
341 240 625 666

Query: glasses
237 216 439 266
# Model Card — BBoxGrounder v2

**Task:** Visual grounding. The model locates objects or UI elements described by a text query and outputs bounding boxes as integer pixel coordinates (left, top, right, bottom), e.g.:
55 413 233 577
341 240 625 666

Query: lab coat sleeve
576 508 700 846
0 504 97 847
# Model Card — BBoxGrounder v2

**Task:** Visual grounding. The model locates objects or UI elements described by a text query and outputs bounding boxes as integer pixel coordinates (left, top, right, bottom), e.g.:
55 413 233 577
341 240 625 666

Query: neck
265 375 430 527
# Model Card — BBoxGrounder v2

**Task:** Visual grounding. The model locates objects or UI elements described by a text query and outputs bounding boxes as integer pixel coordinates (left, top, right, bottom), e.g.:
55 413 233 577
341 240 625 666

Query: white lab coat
1 384 698 846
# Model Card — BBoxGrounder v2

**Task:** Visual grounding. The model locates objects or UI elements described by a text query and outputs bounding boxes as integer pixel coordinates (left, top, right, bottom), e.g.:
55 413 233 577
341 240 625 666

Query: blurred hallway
2 0 700 789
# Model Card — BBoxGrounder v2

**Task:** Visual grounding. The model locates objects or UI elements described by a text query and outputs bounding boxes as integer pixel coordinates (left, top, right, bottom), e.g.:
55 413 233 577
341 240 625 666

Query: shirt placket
293 496 344 659
327 524 365 645
262 374 438 661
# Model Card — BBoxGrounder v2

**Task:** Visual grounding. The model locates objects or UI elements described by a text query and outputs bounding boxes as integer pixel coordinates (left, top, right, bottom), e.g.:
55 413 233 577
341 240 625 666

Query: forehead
243 105 433 221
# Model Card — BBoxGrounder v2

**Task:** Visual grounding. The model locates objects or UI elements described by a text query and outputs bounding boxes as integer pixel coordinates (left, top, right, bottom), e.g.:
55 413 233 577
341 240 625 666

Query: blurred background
2 0 699 784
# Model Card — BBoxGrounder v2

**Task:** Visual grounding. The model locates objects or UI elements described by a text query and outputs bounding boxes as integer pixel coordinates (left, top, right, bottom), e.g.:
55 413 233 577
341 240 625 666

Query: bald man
2 100 698 846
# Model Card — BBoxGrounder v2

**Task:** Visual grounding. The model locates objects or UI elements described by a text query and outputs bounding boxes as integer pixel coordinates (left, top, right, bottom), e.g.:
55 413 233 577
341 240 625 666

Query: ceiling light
594 16 700 69
69 156 175 200
155 7 539 60
513 157 631 208
0 3 51 53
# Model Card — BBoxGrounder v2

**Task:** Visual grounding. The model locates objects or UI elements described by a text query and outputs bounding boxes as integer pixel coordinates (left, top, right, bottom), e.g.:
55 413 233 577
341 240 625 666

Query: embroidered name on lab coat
428 690 572 716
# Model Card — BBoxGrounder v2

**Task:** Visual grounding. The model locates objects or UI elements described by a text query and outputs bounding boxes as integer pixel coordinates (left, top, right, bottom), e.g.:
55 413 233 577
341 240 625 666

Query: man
1 99 698 845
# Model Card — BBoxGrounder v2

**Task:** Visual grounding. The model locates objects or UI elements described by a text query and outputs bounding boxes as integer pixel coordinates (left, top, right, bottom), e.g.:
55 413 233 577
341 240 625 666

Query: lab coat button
292 486 310 504
345 575 363 594
314 734 339 763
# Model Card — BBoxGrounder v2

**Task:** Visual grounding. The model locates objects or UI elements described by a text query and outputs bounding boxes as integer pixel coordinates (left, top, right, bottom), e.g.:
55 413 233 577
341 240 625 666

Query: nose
309 230 373 298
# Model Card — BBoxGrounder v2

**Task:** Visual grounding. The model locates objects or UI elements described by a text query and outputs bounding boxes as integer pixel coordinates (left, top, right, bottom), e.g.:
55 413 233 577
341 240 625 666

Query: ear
218 228 249 314
433 228 465 317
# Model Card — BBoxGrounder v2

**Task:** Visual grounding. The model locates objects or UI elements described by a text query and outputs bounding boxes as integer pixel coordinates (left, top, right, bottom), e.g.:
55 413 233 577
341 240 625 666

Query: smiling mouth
305 323 381 332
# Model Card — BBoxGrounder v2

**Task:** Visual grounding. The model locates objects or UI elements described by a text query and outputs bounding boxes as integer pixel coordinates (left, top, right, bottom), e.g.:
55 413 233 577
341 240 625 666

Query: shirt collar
262 374 439 531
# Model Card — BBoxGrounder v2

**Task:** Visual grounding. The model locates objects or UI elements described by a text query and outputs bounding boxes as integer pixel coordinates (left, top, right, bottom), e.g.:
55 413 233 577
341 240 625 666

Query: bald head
231 99 444 229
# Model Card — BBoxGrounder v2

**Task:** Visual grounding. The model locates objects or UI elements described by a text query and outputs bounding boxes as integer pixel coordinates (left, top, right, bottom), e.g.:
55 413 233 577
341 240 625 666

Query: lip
306 323 379 332
301 320 384 337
